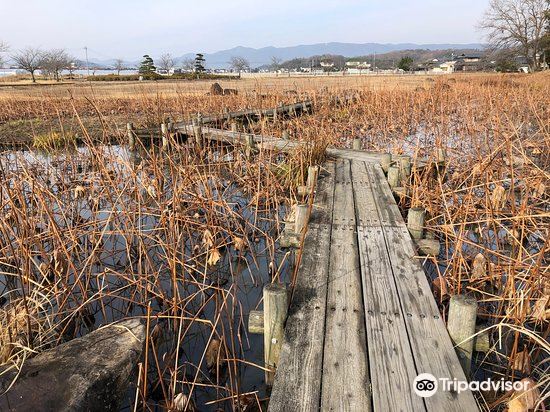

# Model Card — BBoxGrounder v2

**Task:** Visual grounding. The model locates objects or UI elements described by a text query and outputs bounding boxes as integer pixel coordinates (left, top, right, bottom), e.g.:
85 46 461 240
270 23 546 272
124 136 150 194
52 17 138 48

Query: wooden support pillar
387 166 400 189
407 207 425 240
306 165 319 192
352 138 361 151
415 238 440 256
160 123 169 149
127 123 135 150
380 153 392 174
193 114 203 149
397 155 411 186
263 284 288 386
248 310 264 334
447 295 477 377
245 135 256 158
294 204 309 235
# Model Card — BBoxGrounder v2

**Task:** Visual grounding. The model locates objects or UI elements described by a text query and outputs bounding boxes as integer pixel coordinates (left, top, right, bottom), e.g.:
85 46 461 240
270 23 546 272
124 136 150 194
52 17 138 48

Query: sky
0 0 489 61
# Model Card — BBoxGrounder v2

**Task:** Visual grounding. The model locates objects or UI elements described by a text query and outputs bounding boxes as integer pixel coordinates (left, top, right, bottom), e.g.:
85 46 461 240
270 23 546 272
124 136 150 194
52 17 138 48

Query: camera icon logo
413 373 438 397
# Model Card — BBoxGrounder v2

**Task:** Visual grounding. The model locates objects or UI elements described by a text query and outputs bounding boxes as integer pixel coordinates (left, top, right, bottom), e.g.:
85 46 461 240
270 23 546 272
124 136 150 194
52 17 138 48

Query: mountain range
89 42 485 69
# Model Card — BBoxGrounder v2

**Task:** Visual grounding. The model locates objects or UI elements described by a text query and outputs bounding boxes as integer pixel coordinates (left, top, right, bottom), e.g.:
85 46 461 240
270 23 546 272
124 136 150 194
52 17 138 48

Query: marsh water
0 144 292 410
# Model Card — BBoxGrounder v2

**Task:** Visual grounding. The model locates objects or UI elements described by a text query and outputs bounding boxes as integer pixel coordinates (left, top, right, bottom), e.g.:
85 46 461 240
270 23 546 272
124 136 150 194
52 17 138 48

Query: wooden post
415 238 440 256
193 114 203 149
380 153 392 174
127 123 135 150
230 122 238 133
263 284 288 386
282 130 289 140
447 295 478 377
352 138 361 151
248 310 264 334
387 166 400 189
161 123 169 149
306 165 319 192
294 204 309 235
397 155 411 186
407 207 425 240
245 135 256 158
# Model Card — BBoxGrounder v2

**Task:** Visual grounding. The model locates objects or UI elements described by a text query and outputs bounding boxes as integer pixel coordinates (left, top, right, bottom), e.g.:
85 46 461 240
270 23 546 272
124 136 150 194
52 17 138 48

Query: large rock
210 82 224 96
0 319 145 411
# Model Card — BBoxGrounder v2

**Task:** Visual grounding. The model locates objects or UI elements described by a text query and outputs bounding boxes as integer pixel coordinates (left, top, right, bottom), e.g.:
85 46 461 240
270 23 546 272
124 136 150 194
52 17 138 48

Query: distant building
438 61 457 73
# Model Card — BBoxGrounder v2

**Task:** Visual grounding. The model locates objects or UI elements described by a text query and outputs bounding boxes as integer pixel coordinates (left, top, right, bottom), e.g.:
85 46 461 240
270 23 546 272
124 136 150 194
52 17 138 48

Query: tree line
0 45 75 82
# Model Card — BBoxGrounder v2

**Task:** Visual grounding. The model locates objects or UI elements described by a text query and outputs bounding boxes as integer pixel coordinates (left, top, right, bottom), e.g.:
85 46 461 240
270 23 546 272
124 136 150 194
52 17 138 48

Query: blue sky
1 0 489 60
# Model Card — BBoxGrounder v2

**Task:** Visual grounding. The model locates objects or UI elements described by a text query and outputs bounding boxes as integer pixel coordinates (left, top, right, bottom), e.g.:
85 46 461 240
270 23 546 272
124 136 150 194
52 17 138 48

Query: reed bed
0 72 548 410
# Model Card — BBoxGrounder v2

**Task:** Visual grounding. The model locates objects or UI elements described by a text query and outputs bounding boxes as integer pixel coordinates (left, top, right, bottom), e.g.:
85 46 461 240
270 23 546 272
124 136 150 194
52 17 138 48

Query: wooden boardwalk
268 159 479 412
135 101 477 411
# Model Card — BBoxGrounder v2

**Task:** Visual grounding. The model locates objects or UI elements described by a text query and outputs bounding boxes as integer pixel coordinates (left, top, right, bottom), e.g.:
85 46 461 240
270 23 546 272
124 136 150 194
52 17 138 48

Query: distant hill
87 42 485 69
174 42 485 69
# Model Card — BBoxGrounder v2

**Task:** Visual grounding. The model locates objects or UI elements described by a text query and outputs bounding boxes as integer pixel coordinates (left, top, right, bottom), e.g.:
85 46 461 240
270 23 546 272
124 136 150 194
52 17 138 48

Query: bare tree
479 0 548 70
41 49 73 81
158 53 174 73
270 56 282 71
181 58 195 72
114 58 124 75
229 56 250 74
0 40 9 68
12 47 43 82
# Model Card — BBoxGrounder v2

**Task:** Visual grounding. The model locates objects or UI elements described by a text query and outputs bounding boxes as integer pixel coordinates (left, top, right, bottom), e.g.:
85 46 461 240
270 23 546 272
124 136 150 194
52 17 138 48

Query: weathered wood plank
269 158 336 411
381 226 479 411
366 162 478 410
366 163 407 228
350 161 380 226
309 162 336 225
321 159 371 411
356 225 426 412
268 223 332 412
352 158 424 411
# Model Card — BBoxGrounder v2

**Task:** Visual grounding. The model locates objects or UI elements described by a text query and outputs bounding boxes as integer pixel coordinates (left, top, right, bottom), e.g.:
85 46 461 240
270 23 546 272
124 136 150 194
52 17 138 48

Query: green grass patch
33 131 77 150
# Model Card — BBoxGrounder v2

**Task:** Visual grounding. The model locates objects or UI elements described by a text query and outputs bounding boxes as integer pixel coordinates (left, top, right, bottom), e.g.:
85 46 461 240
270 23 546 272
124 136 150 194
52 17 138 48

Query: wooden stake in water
161 123 169 149
407 207 425 240
127 123 135 150
397 155 411 186
380 153 392 174
193 114 203 149
447 295 478 377
294 204 309 235
263 284 288 386
306 166 319 192
387 166 400 189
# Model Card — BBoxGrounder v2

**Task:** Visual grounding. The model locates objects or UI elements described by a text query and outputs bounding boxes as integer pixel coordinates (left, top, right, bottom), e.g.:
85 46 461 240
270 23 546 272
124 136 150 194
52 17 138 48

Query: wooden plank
321 159 371 411
309 162 336 225
350 161 379 226
366 163 407 228
356 226 426 412
352 160 424 411
366 163 479 410
381 226 479 411
269 157 335 411
268 223 332 412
